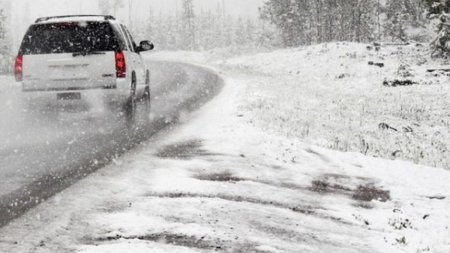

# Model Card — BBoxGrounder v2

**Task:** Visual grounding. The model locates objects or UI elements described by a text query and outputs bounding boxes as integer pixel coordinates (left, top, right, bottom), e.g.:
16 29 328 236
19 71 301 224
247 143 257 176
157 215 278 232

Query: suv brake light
15 55 23 82
115 51 126 78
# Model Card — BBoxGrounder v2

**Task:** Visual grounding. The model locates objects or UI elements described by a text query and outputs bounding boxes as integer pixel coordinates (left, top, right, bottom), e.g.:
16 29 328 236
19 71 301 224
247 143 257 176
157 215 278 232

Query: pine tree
198 10 219 50
166 15 178 50
145 7 155 42
223 15 234 47
352 0 377 42
181 0 196 50
424 0 450 15
260 0 385 46
154 11 168 49
0 8 11 74
234 17 247 46
140 2 273 50
214 3 226 48
256 18 278 47
245 18 257 46
260 0 323 46
385 0 409 41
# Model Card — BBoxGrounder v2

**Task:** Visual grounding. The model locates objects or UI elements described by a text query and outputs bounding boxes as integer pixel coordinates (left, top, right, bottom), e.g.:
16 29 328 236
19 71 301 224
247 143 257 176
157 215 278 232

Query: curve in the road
0 61 224 227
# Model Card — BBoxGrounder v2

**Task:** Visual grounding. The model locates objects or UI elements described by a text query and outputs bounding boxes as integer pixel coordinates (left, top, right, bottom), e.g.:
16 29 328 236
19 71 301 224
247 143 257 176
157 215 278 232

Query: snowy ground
154 43 450 169
0 44 450 252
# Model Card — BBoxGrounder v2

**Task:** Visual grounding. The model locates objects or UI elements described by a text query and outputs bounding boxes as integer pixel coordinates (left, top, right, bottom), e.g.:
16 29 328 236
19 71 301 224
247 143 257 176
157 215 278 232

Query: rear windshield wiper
72 51 106 57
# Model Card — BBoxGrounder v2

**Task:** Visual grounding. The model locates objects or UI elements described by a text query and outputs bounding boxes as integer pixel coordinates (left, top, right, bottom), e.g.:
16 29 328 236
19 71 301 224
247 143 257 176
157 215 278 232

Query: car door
121 25 145 87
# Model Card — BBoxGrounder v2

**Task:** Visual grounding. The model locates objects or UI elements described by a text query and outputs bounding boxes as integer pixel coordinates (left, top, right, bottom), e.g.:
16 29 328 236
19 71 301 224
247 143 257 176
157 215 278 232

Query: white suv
14 15 154 120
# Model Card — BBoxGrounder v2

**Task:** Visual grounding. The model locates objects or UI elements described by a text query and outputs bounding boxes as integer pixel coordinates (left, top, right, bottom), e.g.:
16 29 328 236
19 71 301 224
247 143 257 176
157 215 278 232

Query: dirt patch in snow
426 195 446 200
310 174 390 205
311 179 352 193
94 232 287 253
147 192 310 212
146 192 352 225
193 170 309 191
195 171 243 182
95 233 224 250
305 148 331 163
155 140 222 160
352 185 391 202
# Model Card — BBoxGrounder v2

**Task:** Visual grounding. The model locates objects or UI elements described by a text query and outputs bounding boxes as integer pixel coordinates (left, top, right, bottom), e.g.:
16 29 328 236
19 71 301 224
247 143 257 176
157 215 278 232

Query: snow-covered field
154 43 450 169
0 44 449 252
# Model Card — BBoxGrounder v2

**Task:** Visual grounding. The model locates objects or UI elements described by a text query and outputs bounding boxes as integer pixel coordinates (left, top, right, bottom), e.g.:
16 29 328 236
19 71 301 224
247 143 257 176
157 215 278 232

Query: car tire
143 70 151 116
124 72 137 125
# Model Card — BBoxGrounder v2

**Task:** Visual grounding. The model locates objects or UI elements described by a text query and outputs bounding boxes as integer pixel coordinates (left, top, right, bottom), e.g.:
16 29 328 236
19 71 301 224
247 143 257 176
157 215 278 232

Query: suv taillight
115 51 126 78
15 55 23 82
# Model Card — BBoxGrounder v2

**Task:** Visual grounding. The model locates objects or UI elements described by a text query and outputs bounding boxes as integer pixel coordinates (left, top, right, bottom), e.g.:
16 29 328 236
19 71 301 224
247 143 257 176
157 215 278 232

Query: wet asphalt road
0 60 224 227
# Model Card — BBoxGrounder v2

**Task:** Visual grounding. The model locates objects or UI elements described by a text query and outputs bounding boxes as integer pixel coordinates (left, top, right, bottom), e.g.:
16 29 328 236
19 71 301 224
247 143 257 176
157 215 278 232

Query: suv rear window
19 22 119 55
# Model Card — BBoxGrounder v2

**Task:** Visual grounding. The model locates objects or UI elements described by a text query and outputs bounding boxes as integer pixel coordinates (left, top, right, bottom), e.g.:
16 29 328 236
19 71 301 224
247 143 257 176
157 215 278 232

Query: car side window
112 24 129 51
117 24 131 51
123 26 138 53
120 25 136 52
128 31 138 52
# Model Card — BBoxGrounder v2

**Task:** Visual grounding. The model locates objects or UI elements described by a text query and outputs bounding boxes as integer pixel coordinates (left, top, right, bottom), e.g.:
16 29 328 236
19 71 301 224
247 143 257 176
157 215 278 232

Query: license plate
57 92 81 100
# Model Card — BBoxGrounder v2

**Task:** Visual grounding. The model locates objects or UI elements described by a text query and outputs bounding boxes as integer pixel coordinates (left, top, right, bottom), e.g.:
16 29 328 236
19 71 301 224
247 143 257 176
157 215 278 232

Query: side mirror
138 40 154 52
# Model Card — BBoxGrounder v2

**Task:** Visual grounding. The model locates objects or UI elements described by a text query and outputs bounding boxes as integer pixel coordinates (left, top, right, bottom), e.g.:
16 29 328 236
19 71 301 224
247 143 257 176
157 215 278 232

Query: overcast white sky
8 0 264 48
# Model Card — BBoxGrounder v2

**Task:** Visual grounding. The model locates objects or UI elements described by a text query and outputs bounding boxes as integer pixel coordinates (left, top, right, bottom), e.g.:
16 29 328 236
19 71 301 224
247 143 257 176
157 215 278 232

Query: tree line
1 0 450 73
260 0 446 47
136 0 448 50
138 0 276 51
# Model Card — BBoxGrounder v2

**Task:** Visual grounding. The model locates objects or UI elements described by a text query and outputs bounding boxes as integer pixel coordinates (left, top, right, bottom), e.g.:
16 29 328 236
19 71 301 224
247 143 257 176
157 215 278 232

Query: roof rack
35 15 116 23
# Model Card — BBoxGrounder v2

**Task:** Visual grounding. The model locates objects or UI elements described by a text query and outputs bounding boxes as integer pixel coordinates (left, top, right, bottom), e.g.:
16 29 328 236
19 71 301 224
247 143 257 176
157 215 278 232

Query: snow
218 42 450 170
152 43 450 169
0 59 219 199
1 44 450 252
35 16 119 24
0 75 23 144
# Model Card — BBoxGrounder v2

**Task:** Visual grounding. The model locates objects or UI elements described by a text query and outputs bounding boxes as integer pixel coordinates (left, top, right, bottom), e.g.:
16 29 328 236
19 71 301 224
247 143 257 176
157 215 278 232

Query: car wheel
124 73 137 124
143 70 151 116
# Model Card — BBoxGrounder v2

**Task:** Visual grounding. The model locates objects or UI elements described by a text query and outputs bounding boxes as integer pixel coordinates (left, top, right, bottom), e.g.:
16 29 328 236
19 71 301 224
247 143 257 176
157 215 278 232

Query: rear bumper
22 86 129 111
22 85 118 92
